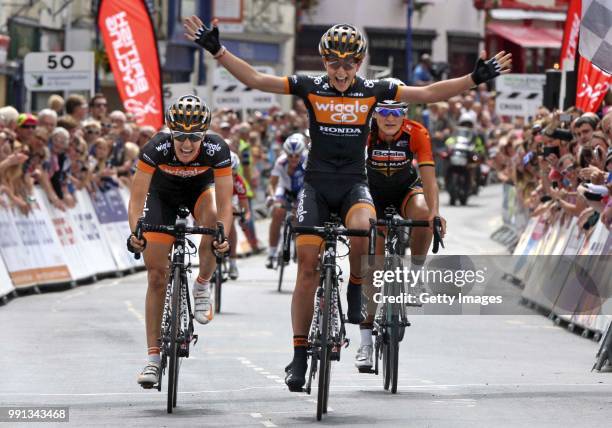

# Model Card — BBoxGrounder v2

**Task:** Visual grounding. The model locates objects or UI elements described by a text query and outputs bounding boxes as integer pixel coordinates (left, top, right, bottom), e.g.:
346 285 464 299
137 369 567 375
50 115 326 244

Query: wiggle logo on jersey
308 95 375 125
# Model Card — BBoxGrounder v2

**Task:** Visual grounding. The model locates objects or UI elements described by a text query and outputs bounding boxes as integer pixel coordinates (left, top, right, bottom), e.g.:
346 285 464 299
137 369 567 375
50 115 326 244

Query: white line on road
261 421 277 427
4 383 612 397
125 300 145 324
250 413 262 418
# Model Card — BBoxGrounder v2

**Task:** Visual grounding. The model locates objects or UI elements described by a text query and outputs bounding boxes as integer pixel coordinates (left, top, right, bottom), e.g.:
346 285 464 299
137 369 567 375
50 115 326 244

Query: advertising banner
0 194 71 288
0 256 13 298
560 0 581 69
575 56 611 112
90 187 136 271
98 0 163 128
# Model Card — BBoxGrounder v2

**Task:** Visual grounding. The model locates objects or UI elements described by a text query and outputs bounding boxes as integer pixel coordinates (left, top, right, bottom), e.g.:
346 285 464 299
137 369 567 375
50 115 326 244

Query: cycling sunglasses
375 107 406 117
325 57 358 70
172 131 205 142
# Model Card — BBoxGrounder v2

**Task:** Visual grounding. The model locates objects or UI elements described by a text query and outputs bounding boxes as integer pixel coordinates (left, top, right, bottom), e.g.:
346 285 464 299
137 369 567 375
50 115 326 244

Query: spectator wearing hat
16 114 38 147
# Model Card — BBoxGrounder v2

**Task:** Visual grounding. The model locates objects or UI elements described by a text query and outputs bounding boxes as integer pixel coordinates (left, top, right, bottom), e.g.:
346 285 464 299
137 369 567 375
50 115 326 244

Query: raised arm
398 51 512 104
184 16 287 94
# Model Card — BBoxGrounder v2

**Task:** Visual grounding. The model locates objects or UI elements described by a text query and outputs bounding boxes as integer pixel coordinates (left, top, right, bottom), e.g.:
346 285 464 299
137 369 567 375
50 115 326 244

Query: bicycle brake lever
432 217 445 254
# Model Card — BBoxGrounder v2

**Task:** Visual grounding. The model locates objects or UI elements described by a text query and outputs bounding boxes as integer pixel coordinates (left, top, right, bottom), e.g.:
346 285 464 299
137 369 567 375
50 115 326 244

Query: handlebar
291 225 370 237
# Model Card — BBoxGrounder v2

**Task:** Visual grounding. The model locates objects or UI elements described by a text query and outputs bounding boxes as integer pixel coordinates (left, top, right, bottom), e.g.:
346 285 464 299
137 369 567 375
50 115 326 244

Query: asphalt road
1 184 611 427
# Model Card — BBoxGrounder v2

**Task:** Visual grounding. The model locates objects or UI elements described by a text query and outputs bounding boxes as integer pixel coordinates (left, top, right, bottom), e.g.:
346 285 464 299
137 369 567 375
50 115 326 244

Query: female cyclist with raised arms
355 99 446 371
183 17 511 391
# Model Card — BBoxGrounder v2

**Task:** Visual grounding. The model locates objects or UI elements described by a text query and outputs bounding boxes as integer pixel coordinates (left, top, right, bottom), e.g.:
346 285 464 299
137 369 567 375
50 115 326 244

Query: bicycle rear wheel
278 219 291 292
382 335 391 391
316 267 333 420
167 267 182 413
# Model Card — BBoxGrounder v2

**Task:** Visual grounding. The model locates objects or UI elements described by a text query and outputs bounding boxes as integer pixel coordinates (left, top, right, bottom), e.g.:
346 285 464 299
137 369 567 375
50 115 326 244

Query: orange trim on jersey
400 187 424 218
345 202 376 225
193 186 215 222
214 166 232 177
144 232 175 245
158 164 210 177
283 76 290 94
296 234 324 248
136 160 155 174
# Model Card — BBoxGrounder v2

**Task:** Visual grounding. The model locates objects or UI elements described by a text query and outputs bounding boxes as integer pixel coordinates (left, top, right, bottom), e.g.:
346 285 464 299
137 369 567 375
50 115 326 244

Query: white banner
36 188 94 281
0 192 71 288
0 255 13 298
89 187 138 271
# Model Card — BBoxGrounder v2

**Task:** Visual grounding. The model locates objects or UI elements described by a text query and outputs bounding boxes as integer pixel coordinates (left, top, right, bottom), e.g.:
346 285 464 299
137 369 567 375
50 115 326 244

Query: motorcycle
444 131 480 206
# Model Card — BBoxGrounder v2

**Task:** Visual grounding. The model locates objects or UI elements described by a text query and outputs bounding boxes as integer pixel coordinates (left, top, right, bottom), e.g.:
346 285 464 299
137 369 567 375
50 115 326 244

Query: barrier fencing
495 183 612 344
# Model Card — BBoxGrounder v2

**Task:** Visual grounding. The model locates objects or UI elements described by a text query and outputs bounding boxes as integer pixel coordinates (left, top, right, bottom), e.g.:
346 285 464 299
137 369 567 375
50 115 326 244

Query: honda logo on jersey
308 95 375 125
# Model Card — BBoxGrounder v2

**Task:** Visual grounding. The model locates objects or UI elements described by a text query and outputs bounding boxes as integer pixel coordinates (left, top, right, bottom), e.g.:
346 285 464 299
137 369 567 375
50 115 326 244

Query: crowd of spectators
0 92 310 218
2 88 610 234
487 106 612 231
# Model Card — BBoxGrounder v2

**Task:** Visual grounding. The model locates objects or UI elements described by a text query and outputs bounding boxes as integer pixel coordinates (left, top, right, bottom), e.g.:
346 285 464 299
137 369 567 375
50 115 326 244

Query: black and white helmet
282 133 307 156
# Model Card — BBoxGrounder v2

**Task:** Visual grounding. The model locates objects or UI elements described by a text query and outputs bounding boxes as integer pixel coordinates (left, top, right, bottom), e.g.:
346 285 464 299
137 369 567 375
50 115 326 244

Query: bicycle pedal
357 367 375 374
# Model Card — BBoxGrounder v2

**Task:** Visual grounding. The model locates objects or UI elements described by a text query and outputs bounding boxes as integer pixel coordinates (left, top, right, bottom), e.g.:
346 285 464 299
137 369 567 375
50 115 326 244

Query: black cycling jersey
136 131 232 192
284 74 399 178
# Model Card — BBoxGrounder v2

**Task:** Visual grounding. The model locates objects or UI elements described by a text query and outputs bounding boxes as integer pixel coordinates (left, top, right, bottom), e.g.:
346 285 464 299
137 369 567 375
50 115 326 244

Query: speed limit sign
24 51 94 93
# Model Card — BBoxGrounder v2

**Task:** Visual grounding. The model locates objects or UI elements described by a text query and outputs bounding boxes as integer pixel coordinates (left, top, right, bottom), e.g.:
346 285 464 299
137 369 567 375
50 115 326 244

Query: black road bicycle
277 195 297 292
133 206 224 413
366 206 444 393
288 215 373 420
211 209 245 313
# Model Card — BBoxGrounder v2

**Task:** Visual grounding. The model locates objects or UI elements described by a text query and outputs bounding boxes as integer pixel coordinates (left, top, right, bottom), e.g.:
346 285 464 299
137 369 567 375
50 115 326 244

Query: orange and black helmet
165 95 211 133
318 24 367 60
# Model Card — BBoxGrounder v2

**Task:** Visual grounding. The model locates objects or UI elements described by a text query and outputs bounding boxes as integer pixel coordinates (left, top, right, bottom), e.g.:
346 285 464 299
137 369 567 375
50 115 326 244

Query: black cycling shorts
295 174 375 247
142 181 214 244
370 178 423 219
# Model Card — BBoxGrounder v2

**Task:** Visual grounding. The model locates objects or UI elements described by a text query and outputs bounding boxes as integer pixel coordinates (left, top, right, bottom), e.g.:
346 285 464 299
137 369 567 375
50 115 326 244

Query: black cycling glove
126 234 146 253
471 56 503 85
193 22 222 56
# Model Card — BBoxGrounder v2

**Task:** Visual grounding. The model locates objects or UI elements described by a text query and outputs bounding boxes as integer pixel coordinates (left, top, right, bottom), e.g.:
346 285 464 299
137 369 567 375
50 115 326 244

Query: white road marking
4 383 611 397
253 367 264 371
261 421 277 427
266 375 281 380
250 413 262 418
125 300 145 324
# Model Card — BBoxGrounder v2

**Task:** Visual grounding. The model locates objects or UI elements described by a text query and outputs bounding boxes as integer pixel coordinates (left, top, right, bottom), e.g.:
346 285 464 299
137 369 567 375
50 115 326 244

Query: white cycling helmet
282 133 307 156
230 151 240 172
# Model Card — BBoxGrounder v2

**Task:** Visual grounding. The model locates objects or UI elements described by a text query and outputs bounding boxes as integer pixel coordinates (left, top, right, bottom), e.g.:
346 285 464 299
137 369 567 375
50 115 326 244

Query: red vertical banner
575 57 611 112
559 0 581 69
97 0 163 128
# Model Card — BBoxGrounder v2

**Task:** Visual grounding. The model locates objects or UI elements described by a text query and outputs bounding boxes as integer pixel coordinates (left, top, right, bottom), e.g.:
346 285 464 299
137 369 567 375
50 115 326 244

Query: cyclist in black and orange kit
127 95 233 388
183 16 511 391
355 99 447 371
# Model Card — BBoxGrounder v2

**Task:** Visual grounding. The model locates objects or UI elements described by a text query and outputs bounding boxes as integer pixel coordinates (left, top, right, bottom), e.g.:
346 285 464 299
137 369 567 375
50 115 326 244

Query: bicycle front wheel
316 267 333 420
167 267 182 413
389 322 400 393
